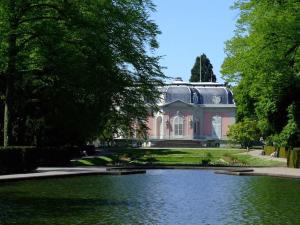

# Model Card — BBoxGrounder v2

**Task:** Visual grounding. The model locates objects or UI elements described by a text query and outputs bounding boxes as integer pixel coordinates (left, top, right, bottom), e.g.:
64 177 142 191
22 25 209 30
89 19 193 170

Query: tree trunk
3 95 10 147
3 0 18 147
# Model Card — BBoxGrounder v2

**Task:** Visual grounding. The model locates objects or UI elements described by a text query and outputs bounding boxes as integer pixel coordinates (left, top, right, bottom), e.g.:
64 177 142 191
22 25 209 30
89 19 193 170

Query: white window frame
174 116 184 137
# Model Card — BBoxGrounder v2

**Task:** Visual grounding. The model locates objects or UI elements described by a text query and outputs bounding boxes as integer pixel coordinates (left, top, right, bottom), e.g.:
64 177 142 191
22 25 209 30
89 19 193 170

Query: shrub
201 159 211 166
227 118 260 148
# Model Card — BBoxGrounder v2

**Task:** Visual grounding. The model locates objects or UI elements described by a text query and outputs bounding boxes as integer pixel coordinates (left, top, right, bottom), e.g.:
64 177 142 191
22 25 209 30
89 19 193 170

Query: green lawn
72 148 286 167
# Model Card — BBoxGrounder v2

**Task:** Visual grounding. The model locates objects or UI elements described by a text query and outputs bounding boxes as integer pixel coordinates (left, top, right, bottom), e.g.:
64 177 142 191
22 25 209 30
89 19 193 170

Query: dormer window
193 93 198 104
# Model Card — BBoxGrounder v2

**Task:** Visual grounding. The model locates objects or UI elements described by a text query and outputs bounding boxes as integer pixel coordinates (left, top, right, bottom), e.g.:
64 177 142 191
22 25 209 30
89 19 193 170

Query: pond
0 170 299 225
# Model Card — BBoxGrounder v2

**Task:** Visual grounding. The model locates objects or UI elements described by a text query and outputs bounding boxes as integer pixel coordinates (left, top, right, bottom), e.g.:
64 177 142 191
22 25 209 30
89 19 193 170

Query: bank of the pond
0 148 292 182
72 148 286 167
216 167 300 179
0 167 146 182
1 165 300 182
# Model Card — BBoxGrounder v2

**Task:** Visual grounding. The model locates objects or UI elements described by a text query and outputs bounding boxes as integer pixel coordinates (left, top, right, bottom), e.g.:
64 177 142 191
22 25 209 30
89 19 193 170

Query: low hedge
264 146 276 155
287 148 300 168
263 146 288 158
279 147 288 158
0 145 90 174
0 146 39 174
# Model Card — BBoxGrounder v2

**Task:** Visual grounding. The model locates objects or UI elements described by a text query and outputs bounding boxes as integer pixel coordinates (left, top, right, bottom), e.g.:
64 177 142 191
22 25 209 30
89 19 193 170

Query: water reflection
0 170 299 225
239 177 300 225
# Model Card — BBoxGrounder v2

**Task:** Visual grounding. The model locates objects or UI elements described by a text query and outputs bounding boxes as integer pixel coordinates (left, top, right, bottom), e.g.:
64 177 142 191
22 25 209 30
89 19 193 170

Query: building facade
147 78 236 141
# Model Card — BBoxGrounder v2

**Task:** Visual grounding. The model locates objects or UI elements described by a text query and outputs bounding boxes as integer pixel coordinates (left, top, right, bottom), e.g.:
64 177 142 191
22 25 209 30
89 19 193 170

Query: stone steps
152 140 204 148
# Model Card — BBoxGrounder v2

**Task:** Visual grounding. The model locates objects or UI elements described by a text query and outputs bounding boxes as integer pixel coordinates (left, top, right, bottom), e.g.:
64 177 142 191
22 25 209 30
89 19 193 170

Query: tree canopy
0 0 164 146
189 54 216 82
222 0 300 147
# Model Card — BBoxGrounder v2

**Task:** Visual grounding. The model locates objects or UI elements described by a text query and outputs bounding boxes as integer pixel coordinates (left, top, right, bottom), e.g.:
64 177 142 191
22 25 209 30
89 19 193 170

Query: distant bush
264 146 276 155
227 118 260 149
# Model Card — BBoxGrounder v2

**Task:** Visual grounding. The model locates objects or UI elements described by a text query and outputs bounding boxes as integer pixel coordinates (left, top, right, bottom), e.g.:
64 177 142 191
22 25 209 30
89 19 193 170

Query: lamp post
199 54 202 82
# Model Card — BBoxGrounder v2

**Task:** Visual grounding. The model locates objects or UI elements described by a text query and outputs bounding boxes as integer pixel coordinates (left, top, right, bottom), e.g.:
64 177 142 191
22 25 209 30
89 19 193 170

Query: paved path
250 167 300 178
0 167 145 182
216 167 300 179
239 149 287 162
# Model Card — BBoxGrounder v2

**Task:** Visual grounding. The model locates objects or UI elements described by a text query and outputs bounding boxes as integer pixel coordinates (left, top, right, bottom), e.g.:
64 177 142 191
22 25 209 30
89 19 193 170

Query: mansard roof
159 80 235 106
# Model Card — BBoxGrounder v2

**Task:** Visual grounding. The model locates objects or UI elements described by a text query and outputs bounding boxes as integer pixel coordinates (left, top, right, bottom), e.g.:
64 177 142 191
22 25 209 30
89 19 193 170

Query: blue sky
151 0 238 83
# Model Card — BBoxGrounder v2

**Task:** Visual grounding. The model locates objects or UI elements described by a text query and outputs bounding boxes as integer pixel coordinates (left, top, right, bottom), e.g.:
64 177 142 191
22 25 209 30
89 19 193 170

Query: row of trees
0 0 164 147
222 0 300 147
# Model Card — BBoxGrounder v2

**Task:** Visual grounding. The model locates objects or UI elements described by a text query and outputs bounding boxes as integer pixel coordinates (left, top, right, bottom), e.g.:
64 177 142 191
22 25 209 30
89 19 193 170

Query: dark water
0 170 299 225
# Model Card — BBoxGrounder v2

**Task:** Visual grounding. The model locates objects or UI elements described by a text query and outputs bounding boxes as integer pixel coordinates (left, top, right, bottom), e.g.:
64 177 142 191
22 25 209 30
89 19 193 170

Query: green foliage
0 0 164 146
189 54 216 82
227 118 260 147
222 0 300 146
270 104 298 147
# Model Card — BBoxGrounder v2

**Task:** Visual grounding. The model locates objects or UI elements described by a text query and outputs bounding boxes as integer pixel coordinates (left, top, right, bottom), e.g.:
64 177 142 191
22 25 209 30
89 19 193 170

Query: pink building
147 78 236 143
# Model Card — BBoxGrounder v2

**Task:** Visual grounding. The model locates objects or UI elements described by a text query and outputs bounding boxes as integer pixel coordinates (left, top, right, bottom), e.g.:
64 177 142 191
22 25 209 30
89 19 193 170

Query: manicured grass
71 148 286 167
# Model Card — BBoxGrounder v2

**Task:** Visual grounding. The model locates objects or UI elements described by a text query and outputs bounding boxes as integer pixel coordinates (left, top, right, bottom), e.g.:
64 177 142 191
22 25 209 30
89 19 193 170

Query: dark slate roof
163 85 234 105
165 86 191 103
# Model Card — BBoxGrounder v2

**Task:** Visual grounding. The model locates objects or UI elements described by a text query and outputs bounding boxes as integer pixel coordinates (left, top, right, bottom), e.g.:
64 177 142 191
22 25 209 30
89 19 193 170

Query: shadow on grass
109 148 189 164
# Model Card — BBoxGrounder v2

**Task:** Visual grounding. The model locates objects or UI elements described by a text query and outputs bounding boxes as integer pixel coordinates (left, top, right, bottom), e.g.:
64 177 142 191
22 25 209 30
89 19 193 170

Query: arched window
174 116 184 136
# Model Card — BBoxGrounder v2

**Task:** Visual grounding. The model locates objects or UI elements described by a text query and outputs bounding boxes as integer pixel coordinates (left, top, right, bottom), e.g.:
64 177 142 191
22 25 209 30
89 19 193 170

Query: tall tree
222 0 300 147
0 0 164 146
189 54 216 82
